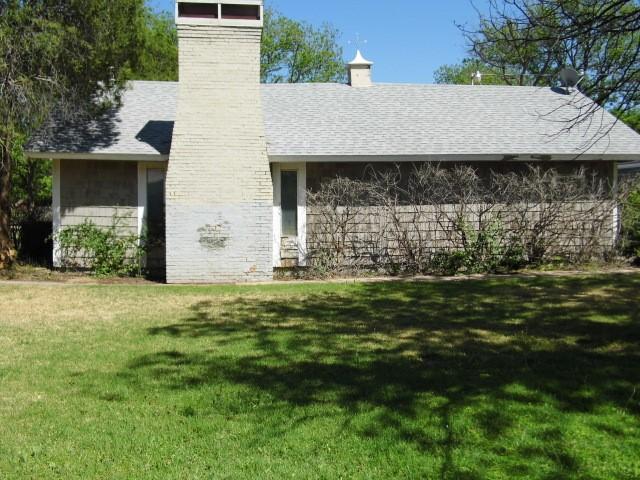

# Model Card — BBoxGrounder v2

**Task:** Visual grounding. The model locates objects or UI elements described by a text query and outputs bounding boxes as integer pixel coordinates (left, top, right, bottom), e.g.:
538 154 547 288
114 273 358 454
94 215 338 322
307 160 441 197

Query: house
26 0 640 283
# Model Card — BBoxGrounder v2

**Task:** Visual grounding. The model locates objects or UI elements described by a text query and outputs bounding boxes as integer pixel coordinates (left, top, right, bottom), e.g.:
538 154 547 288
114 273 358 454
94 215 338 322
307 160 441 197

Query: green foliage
128 6 348 84
622 189 640 259
57 220 144 277
430 221 526 275
434 58 509 85
10 134 51 222
132 9 179 81
615 108 640 133
0 0 148 266
261 8 346 83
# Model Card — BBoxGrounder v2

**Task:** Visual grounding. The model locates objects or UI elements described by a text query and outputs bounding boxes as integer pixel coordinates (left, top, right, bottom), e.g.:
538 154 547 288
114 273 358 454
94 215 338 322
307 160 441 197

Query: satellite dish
559 67 580 88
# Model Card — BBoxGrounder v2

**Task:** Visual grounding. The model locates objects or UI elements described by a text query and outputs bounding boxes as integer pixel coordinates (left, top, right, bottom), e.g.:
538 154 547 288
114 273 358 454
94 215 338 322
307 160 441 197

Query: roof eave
269 153 640 163
25 151 169 162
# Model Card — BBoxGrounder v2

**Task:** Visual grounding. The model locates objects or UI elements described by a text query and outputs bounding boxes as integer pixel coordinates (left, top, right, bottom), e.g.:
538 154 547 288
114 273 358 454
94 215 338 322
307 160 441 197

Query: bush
57 220 144 277
306 163 623 277
622 188 640 260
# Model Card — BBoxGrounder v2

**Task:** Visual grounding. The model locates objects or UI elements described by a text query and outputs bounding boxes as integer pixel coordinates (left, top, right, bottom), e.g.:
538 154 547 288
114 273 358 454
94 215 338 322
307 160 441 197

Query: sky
148 1 485 83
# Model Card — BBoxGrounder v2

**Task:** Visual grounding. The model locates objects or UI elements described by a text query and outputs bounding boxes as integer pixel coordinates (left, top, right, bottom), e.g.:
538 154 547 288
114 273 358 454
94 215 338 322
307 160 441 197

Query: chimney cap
348 50 373 66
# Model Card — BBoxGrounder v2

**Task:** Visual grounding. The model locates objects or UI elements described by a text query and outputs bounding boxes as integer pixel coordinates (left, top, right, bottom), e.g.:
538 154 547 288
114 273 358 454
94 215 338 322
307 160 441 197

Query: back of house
26 0 640 283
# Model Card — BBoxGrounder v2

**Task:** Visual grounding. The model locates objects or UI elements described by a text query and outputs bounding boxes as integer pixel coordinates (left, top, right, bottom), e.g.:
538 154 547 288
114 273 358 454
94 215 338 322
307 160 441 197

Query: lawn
0 274 639 479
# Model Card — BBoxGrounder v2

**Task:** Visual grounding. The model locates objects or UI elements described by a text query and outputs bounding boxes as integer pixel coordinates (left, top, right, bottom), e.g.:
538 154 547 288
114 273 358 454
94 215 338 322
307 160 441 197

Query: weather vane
348 33 368 51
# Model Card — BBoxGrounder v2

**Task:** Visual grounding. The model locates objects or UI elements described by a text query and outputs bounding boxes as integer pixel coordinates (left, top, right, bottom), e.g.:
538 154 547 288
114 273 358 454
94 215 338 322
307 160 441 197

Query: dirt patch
0 264 158 285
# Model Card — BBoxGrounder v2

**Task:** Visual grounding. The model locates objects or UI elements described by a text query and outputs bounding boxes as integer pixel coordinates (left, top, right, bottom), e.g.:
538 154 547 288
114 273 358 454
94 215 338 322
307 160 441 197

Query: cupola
348 50 374 87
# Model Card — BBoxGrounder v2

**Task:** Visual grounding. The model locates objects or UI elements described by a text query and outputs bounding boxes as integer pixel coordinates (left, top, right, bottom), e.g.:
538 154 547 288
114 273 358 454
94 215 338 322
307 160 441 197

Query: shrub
306 163 623 277
57 219 144 277
622 188 640 260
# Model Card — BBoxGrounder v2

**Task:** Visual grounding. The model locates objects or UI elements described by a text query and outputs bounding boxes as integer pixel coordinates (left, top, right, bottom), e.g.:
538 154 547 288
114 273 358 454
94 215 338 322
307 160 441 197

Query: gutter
25 152 169 162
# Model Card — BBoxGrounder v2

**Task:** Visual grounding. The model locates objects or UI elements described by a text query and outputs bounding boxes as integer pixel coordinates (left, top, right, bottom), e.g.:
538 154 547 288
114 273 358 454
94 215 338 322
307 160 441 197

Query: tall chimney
348 50 374 87
166 0 273 283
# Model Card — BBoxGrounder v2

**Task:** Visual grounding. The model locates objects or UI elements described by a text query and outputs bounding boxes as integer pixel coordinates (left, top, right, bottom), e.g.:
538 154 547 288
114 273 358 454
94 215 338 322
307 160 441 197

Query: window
281 171 298 236
178 3 218 19
221 4 261 20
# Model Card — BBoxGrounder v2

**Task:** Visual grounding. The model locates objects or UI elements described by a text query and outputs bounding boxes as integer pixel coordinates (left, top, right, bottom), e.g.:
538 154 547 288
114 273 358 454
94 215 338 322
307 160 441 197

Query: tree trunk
0 140 15 269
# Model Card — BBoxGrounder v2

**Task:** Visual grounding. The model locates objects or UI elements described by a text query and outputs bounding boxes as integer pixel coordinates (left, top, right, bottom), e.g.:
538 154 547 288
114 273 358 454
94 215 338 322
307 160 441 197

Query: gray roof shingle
27 80 640 160
28 81 177 157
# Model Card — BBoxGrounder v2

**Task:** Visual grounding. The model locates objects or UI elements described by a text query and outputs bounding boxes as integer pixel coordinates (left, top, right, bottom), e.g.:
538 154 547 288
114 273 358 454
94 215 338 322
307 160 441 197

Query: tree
10 135 51 223
616 108 640 133
0 0 146 268
261 8 346 84
131 7 347 83
434 58 508 85
133 9 179 81
458 0 640 131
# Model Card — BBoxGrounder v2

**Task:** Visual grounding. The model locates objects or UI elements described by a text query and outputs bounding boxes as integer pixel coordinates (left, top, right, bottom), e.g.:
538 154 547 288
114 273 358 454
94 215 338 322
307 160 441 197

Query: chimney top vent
176 1 263 27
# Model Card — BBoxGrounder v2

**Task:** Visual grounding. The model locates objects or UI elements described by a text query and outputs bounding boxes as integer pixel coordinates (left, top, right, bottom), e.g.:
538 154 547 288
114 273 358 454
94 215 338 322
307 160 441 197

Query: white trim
272 163 282 267
25 152 169 162
52 159 61 268
272 162 307 267
297 163 307 266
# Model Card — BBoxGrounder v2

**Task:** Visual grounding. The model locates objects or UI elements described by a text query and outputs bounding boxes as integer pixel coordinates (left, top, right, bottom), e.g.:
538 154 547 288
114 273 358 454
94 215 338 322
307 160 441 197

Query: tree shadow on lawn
127 274 640 478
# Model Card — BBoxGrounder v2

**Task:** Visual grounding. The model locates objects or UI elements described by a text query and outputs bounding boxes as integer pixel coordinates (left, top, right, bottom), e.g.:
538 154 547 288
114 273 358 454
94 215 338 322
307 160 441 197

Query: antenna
559 67 581 91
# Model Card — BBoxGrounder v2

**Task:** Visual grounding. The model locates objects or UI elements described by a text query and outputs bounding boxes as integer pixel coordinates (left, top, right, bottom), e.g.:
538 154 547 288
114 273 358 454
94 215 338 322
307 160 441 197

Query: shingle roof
27 80 640 160
28 81 177 157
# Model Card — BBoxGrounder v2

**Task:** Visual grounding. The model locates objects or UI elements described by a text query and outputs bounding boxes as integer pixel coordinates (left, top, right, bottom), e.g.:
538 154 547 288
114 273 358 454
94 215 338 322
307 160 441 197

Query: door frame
272 162 307 267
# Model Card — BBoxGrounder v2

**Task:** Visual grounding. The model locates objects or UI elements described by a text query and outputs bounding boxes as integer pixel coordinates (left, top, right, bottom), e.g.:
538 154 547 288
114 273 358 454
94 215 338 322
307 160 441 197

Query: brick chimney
348 50 374 87
165 0 273 283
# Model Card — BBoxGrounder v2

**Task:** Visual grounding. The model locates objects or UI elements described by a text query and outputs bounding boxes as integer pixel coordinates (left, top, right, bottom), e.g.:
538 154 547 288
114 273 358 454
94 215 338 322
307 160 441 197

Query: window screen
281 171 298 236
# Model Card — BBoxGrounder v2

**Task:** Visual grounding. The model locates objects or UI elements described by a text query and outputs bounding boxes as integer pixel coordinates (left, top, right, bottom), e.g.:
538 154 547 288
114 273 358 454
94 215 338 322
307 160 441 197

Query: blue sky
148 1 485 83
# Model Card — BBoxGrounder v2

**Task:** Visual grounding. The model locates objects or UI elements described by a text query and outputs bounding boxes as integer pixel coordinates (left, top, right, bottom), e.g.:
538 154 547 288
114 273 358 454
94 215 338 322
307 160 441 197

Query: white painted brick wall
166 24 273 283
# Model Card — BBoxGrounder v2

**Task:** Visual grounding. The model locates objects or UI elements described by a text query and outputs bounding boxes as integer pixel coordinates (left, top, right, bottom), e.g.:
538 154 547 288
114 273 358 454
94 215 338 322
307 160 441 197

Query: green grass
0 274 639 479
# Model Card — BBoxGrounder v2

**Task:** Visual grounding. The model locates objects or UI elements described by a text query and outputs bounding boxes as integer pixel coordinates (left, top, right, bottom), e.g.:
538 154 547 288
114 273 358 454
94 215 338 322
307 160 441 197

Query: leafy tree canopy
261 8 346 83
615 108 640 133
130 7 347 84
133 9 179 81
458 0 640 112
0 0 147 267
434 58 508 85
